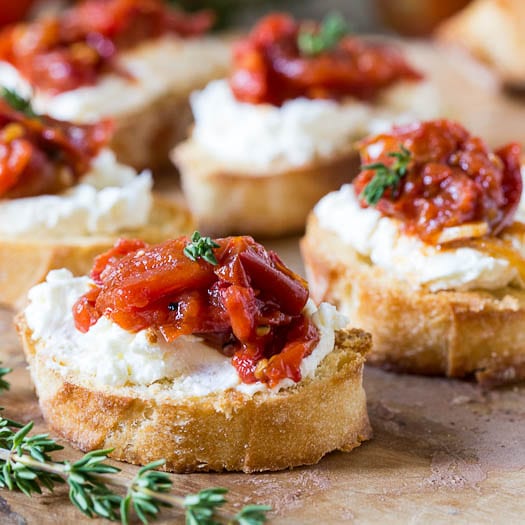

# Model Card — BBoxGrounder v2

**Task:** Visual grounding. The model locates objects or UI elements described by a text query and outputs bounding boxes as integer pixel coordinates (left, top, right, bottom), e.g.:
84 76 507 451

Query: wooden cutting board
2 41 525 524
1 300 525 525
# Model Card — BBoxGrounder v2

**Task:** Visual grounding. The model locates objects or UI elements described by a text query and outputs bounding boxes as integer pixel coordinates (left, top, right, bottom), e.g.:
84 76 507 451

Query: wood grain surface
2 41 525 524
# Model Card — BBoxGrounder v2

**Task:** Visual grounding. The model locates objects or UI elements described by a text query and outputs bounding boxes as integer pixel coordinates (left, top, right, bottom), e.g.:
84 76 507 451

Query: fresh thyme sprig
297 12 349 56
0 417 271 524
0 377 270 525
120 459 172 525
0 365 11 392
184 231 220 266
0 87 38 118
360 145 412 206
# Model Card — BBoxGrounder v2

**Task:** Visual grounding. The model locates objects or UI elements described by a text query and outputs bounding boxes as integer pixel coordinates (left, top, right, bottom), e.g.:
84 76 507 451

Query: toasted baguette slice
0 195 193 309
18 316 372 473
437 0 525 87
172 138 359 237
301 214 525 388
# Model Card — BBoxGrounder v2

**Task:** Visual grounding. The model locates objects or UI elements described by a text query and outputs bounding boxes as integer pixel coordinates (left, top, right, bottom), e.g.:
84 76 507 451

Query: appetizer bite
438 0 525 88
0 89 192 308
0 0 231 169
302 119 525 387
173 12 438 237
17 233 372 472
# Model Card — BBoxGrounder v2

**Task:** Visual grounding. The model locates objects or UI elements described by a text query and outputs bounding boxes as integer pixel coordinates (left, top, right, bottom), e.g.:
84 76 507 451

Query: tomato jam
73 236 320 387
230 13 422 106
0 97 111 198
353 120 523 243
0 0 214 94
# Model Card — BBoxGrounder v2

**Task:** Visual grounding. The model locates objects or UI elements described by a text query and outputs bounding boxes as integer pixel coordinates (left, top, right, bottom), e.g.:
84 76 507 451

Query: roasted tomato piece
493 142 523 235
231 349 261 384
73 234 320 387
254 316 320 387
353 119 524 243
90 238 148 285
230 13 422 106
0 99 112 199
239 249 308 315
94 238 216 312
73 286 102 333
0 138 32 195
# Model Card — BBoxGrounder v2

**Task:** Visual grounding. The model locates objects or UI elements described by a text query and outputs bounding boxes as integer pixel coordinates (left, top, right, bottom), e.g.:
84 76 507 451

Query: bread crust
111 94 193 171
173 139 360 238
18 316 372 473
437 0 525 86
0 195 193 309
301 214 525 387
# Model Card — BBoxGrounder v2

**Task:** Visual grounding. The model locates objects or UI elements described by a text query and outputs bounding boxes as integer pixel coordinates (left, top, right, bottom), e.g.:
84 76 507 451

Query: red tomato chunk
0 99 111 198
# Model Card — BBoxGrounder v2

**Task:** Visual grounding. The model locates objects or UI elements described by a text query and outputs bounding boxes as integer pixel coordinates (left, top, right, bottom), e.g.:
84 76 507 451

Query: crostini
0 0 231 169
17 233 372 472
302 119 525 387
173 12 439 237
0 90 192 308
437 0 525 88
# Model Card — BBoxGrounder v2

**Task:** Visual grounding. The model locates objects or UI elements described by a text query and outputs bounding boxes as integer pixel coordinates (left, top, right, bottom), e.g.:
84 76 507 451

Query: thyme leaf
360 145 412 206
184 231 220 266
0 366 11 393
0 88 38 118
298 12 349 56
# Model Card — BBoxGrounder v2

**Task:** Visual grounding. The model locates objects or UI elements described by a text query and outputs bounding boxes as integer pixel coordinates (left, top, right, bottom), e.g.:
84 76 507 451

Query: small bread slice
0 195 193 309
173 139 359 237
17 315 372 473
437 0 525 87
301 214 525 388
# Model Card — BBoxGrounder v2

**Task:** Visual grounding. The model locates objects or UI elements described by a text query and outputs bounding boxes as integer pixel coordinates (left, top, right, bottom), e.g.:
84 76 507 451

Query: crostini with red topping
0 0 231 169
302 119 525 386
173 12 439 237
17 232 371 472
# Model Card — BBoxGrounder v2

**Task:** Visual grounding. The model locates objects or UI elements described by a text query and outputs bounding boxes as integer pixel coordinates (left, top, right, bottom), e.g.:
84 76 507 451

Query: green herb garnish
0 366 11 393
184 231 220 266
0 365 270 524
360 145 412 206
297 12 350 56
0 87 38 118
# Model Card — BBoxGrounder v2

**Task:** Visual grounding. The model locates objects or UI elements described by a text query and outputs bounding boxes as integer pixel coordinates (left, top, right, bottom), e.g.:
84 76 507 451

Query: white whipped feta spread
190 78 438 170
25 269 348 397
314 184 522 292
0 149 152 238
0 36 229 122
